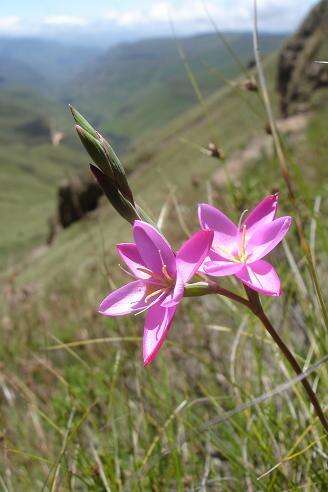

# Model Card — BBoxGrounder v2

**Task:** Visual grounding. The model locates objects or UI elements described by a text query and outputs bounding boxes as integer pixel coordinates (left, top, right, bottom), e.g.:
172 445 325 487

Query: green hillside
0 87 87 266
2 52 328 488
14 50 327 288
0 57 45 90
71 32 285 140
0 37 101 95
0 32 284 268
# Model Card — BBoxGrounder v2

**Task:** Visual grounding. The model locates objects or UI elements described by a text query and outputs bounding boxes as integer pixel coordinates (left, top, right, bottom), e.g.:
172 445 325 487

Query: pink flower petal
99 281 148 316
197 256 211 274
198 204 238 253
176 229 214 283
247 216 292 261
243 194 278 233
143 304 177 365
235 260 281 296
117 243 148 279
203 254 243 276
133 221 176 278
161 276 184 308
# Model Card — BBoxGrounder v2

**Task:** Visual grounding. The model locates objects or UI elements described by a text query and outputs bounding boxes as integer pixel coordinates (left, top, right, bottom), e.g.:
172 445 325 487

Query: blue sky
0 0 319 38
2 0 137 18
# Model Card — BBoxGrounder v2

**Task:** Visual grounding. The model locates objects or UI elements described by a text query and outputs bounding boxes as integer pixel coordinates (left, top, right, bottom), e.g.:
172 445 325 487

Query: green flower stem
185 281 250 308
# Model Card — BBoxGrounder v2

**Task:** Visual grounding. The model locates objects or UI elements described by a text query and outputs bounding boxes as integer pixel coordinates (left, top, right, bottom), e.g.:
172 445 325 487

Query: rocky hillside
277 0 328 116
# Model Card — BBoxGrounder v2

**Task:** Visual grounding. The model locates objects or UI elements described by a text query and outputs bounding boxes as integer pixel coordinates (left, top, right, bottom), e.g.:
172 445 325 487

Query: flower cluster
69 107 292 365
70 106 328 434
99 194 292 365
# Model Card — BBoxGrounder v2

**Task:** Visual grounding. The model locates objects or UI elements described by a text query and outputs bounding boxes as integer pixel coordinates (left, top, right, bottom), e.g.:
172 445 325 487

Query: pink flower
99 220 213 365
198 195 292 296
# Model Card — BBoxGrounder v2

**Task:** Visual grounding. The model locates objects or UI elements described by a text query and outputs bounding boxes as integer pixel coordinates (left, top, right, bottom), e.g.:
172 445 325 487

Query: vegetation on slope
1 10 327 488
2 86 327 488
0 32 284 268
72 32 285 140
0 37 102 95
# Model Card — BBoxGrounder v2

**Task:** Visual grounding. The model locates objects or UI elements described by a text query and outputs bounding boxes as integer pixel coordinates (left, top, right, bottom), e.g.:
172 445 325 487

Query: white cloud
105 8 145 27
0 1 317 39
43 15 88 27
104 1 219 26
0 16 21 32
103 0 316 32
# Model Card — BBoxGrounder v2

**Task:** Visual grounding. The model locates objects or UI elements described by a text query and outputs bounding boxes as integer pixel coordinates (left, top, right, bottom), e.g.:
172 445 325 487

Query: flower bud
90 165 139 224
70 105 154 226
70 105 134 203
75 125 114 179
69 104 98 138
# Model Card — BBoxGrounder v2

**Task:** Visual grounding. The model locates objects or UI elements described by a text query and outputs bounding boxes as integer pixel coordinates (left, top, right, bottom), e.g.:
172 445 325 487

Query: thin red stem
187 279 328 431
244 286 328 433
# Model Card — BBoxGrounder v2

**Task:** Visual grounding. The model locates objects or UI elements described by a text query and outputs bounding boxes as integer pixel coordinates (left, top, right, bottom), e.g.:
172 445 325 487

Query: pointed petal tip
116 242 131 254
143 356 152 367
236 260 281 297
98 305 106 315
243 194 280 232
270 193 279 205
242 284 281 297
142 345 157 366
133 220 176 277
98 298 111 315
133 219 143 228
282 215 293 232
197 203 207 227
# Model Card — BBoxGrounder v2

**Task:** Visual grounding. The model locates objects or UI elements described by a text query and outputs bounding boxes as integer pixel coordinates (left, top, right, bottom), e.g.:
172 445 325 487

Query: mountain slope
13 53 279 284
16 42 327 288
0 87 87 266
0 37 102 95
0 31 285 269
1 6 328 488
70 32 286 141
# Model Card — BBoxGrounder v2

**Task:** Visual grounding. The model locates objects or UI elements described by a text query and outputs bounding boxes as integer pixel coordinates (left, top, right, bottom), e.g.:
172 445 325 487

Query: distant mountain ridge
0 37 102 95
0 30 286 265
0 31 286 152
70 31 286 143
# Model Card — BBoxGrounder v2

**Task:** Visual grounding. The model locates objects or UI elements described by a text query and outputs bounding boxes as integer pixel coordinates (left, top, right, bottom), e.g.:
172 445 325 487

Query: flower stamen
118 264 135 278
145 288 165 303
237 224 248 263
162 264 172 282
238 209 248 230
137 267 164 282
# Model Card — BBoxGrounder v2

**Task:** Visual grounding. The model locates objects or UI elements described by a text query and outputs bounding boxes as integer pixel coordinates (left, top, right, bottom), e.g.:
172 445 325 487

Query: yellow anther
162 264 172 282
145 288 165 303
137 267 163 282
238 209 249 230
236 225 248 263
